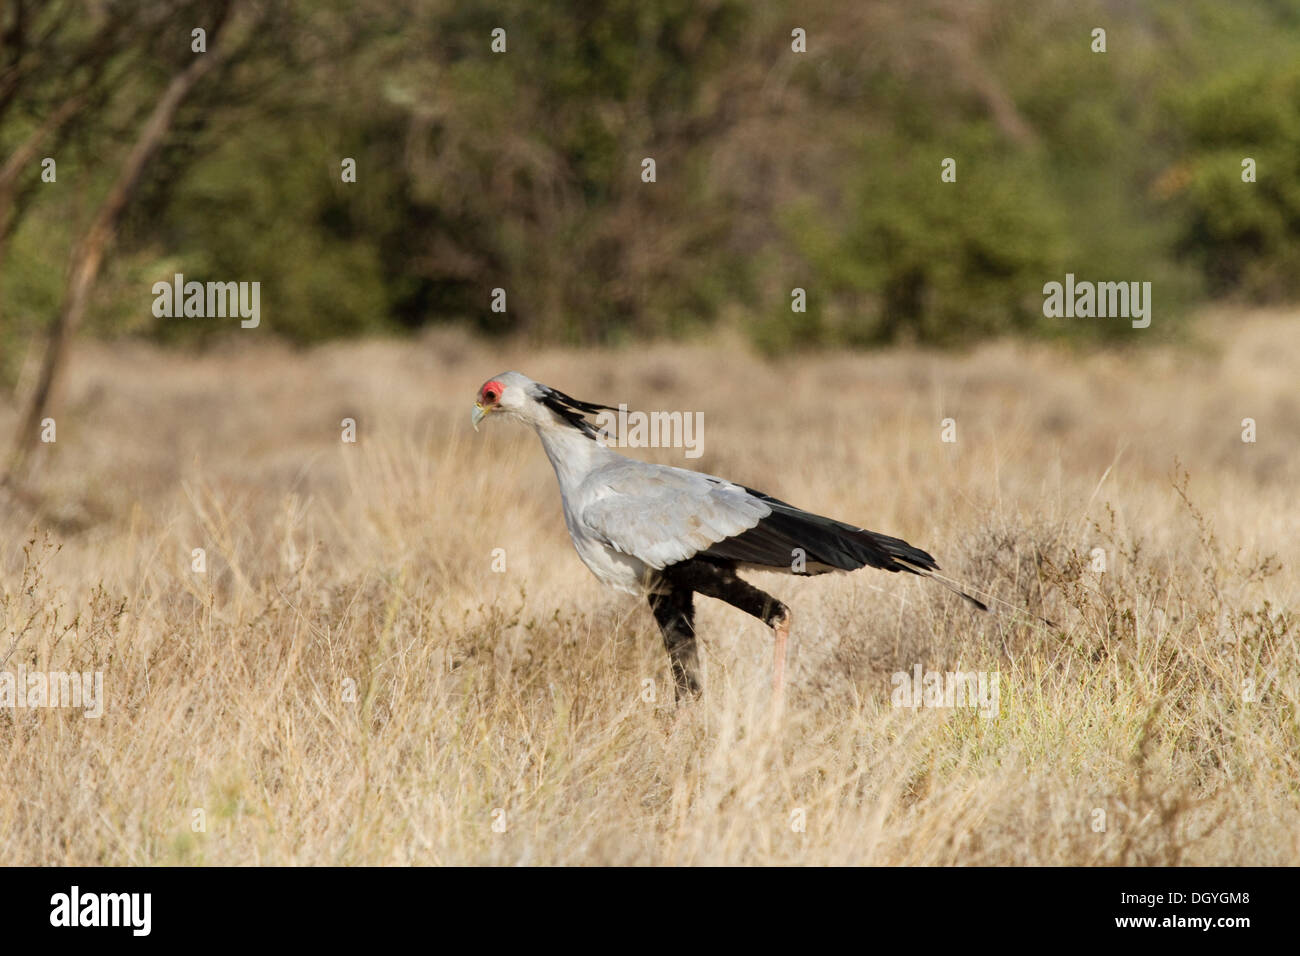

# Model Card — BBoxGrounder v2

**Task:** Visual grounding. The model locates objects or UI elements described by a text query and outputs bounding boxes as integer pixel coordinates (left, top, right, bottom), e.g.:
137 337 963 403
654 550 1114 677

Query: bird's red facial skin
478 380 504 406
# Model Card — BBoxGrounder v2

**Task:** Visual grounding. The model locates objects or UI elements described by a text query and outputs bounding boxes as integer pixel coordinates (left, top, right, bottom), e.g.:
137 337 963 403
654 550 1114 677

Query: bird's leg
770 606 791 698
664 561 791 695
647 585 701 702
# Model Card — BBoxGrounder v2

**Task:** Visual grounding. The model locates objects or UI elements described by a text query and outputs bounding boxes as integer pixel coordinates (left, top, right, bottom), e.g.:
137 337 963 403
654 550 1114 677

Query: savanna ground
1 307 1297 865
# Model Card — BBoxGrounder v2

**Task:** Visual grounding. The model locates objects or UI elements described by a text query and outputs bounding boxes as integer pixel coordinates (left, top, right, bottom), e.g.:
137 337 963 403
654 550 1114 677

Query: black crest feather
535 385 618 440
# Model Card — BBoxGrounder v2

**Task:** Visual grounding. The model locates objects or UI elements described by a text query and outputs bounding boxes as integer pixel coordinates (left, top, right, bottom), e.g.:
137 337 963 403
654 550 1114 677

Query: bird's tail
703 491 1051 628
894 560 990 612
804 514 1054 627
903 564 1056 629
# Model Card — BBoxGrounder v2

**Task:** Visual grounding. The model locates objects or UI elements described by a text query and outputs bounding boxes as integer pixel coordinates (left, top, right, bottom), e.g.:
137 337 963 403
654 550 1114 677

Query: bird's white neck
533 421 617 495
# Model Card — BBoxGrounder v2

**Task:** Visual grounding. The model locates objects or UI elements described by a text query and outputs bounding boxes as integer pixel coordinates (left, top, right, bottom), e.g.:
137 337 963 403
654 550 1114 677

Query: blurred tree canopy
3 0 1300 384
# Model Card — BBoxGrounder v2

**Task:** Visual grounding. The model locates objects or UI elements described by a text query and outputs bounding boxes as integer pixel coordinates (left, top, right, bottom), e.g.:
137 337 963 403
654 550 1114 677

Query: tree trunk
3 6 240 486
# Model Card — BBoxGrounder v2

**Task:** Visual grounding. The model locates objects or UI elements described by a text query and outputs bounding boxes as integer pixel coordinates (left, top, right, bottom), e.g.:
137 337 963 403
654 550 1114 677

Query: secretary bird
472 371 987 701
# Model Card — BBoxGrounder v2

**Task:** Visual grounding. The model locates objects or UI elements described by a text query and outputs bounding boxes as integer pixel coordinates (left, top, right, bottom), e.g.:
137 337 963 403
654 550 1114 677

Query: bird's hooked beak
471 402 489 431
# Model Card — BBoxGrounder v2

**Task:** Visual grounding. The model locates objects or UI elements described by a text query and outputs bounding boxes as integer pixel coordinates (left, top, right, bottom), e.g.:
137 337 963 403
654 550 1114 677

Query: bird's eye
484 389 497 403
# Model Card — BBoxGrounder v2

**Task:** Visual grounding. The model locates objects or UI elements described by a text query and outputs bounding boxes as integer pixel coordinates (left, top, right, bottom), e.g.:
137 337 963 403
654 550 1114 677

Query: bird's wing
580 459 943 578
578 460 772 570
699 486 941 574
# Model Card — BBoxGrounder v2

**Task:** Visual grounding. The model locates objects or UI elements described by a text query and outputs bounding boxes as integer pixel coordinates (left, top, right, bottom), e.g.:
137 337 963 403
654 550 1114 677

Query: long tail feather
917 567 1056 629
703 491 1055 628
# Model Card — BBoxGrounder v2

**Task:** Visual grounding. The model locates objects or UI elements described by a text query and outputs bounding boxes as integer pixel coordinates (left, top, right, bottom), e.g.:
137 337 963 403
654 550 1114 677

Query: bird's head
472 371 616 438
471 371 533 429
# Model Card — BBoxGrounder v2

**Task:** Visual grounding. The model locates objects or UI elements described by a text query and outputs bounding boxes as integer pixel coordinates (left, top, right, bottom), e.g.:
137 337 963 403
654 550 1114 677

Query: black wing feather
701 487 939 576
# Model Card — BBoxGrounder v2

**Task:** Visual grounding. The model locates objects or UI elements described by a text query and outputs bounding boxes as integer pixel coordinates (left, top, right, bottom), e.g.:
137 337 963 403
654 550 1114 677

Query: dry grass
1 307 1298 865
